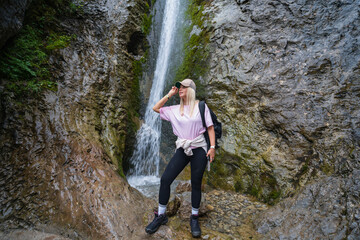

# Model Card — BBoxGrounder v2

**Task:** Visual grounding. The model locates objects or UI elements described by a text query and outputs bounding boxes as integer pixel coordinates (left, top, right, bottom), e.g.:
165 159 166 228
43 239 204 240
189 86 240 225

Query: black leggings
159 147 208 209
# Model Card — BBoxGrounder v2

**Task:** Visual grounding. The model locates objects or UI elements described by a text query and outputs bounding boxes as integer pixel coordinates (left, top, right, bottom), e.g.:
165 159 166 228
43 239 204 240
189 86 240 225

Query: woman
145 79 215 238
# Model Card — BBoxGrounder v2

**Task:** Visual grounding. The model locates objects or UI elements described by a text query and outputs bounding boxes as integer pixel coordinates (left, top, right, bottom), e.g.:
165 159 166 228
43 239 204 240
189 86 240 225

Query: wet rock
204 0 360 204
194 1 360 237
0 0 31 48
0 229 71 240
166 195 181 217
0 0 151 238
175 180 192 193
145 189 268 239
204 190 268 238
144 211 175 240
177 192 209 220
254 172 360 239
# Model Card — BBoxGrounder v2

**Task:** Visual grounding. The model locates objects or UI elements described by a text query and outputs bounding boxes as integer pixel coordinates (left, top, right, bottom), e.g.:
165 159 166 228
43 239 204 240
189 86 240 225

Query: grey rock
201 0 360 238
204 0 360 200
0 0 151 239
0 229 72 240
177 192 208 219
253 174 360 239
0 0 31 48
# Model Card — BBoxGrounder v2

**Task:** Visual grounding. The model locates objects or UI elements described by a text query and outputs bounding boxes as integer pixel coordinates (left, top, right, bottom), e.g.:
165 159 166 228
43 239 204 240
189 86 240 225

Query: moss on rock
205 149 282 205
0 0 77 98
174 0 212 99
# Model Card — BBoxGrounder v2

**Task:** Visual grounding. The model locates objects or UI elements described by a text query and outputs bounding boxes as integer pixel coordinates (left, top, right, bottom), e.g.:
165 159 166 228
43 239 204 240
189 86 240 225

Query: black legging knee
159 147 207 209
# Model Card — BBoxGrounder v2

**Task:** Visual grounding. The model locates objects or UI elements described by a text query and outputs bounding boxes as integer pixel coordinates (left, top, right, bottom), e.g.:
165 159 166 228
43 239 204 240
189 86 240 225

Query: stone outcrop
254 172 360 239
0 0 152 238
200 0 360 238
1 0 360 239
205 0 360 199
0 0 31 48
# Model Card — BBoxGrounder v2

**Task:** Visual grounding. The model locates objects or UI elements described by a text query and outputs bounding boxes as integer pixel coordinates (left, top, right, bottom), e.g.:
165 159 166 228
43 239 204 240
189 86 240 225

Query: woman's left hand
206 148 215 163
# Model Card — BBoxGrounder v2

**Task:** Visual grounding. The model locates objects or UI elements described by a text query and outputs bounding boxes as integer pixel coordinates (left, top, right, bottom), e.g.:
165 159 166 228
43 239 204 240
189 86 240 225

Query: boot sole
191 231 201 238
145 218 168 234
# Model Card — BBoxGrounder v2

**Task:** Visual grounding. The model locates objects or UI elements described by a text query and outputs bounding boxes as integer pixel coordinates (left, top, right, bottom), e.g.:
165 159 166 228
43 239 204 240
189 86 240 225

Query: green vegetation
141 2 153 35
206 150 282 205
0 0 78 98
320 161 335 175
46 33 75 50
174 0 211 99
141 13 153 35
123 0 153 174
127 53 147 131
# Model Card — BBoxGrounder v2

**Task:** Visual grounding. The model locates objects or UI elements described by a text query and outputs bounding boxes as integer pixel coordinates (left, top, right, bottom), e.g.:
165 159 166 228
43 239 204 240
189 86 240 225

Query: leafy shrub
0 0 77 97
0 26 47 81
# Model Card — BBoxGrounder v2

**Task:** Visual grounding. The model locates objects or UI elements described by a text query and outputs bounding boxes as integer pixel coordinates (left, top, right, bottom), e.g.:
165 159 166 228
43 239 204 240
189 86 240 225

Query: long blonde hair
180 87 197 117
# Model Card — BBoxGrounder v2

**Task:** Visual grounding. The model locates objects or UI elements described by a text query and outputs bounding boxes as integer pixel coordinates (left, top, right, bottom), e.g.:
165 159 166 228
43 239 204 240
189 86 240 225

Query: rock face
1 0 360 239
254 172 360 239
0 0 31 48
200 0 360 238
204 0 360 198
0 0 153 238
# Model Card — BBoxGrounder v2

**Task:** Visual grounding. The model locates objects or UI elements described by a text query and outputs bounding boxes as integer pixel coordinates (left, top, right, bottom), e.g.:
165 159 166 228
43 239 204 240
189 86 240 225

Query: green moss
0 0 76 98
174 0 211 99
116 139 126 178
243 174 281 205
46 33 75 50
258 173 281 205
234 178 245 192
205 150 239 191
206 149 282 204
248 184 261 198
129 49 148 112
140 1 153 35
0 26 47 80
141 13 153 35
267 189 281 203
122 1 153 174
320 162 334 175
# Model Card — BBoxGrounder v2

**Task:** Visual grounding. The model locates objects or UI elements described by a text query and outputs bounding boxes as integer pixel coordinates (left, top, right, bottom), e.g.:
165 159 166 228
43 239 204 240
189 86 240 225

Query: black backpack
199 101 222 150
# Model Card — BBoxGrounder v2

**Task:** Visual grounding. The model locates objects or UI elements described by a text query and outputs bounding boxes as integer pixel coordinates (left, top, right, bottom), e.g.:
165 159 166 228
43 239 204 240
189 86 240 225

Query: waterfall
127 0 186 196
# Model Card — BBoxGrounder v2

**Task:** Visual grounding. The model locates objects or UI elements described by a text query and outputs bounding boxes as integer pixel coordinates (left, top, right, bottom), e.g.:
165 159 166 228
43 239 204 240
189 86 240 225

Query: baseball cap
175 79 196 91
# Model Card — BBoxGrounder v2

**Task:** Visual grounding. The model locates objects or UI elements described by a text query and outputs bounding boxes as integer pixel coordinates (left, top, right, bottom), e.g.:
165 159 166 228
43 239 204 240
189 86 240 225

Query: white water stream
127 0 185 197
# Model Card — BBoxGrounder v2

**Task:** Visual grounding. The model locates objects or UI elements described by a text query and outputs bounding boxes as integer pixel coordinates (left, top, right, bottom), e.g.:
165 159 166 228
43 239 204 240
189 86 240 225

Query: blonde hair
180 87 196 117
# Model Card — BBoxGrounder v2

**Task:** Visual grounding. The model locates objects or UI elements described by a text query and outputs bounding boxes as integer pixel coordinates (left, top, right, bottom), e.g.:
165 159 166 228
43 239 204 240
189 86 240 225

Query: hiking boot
190 214 201 238
145 212 168 234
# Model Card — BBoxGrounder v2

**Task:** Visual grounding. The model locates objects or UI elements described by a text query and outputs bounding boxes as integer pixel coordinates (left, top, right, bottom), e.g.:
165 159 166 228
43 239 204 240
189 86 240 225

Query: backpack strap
198 100 210 150
199 100 206 128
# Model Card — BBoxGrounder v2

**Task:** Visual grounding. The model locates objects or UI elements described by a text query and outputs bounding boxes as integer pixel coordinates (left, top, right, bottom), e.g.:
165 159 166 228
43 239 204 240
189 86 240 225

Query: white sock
158 204 166 215
192 207 199 215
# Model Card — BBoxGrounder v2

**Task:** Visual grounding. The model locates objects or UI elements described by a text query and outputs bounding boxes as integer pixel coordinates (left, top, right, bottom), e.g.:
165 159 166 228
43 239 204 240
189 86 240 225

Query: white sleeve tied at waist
175 134 207 156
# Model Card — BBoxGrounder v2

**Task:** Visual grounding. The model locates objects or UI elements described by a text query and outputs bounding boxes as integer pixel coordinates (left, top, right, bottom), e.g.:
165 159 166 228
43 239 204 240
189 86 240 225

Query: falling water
127 0 186 197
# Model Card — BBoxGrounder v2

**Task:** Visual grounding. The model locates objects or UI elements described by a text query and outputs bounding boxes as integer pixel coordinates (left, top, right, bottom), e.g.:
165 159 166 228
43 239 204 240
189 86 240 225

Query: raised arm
153 86 178 113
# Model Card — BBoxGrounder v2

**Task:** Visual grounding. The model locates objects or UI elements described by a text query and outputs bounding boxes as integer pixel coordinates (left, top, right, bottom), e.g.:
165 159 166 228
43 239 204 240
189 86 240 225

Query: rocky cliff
0 0 154 239
1 0 359 239
0 0 32 48
201 0 360 238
